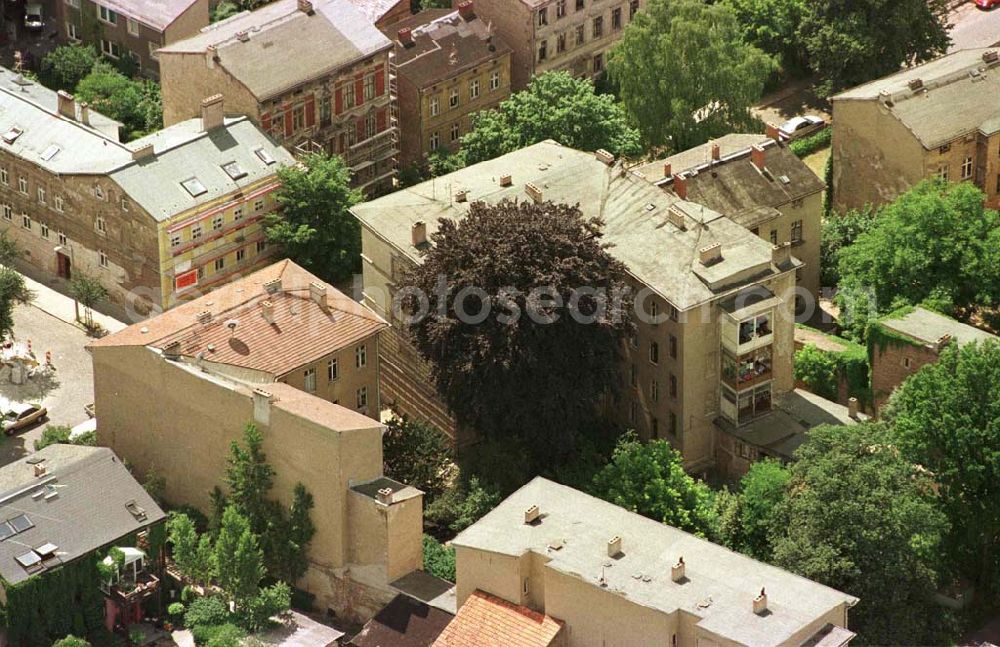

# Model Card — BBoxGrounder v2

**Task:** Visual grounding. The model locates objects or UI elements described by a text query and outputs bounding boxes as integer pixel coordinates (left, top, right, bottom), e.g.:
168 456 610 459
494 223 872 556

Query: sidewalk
14 269 127 334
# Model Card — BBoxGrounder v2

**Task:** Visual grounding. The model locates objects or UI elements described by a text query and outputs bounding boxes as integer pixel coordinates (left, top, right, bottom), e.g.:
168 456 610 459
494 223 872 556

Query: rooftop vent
907 78 924 91
56 90 76 120
412 220 427 247
297 0 314 15
936 333 953 350
753 587 768 615
778 174 791 184
699 242 722 266
376 487 393 505
607 535 622 558
236 30 250 42
671 556 686 582
196 310 212 324
499 174 512 187
595 149 615 165
125 500 147 522
524 504 540 525
132 143 154 161
524 182 543 203
263 277 282 294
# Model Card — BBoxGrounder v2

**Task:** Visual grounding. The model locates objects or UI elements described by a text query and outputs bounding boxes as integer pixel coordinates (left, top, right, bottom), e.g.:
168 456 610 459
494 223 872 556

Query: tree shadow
0 366 61 402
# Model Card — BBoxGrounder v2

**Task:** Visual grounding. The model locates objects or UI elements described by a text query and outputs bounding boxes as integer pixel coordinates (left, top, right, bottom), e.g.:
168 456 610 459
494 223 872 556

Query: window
902 356 912 369
96 216 106 234
593 52 604 73
99 250 109 268
192 225 203 240
961 156 973 179
630 0 639 18
21 214 31 230
212 215 223 231
557 33 566 53
449 88 459 109
629 401 637 424
575 24 585 45
37 187 45 204
214 257 225 272
127 17 139 36
576 0 584 10
170 234 181 247
769 229 777 245
292 106 304 131
430 96 439 116
100 39 121 59
67 22 79 41
450 122 460 142
254 199 265 211
236 248 245 263
181 177 206 197
1 205 9 221
364 114 376 139
556 0 566 18
651 416 659 438
738 312 772 345
58 231 67 246
469 79 480 99
356 344 367 368
320 96 331 125
98 5 117 24
593 16 603 38
538 40 547 62
650 341 659 364
651 379 659 402
120 197 128 211
234 207 243 221
256 240 267 253
937 164 949 180
489 70 501 91
356 386 368 409
612 6 622 29
669 334 677 359
669 411 677 436
327 358 338 381
18 177 27 194
0 168 7 185
996 173 1000 194
363 75 376 101
40 224 49 239
790 219 802 243
537 7 548 25
430 131 440 150
304 368 316 393
94 185 105 200
54 196 64 212
630 363 637 387
669 374 677 398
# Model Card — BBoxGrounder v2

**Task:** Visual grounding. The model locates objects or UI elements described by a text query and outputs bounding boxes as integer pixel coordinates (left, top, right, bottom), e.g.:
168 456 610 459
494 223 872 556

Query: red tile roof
433 591 563 647
91 260 387 377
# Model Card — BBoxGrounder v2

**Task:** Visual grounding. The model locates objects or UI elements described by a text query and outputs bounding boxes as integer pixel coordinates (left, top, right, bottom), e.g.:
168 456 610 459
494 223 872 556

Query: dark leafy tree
729 459 789 561
723 0 808 73
39 44 99 91
461 71 641 164
609 0 775 150
820 205 875 287
422 535 456 581
0 266 33 338
214 506 266 609
770 423 948 645
265 152 361 284
68 273 107 329
270 484 316 584
424 476 501 536
74 62 162 140
402 199 633 462
211 1 240 22
382 415 454 500
167 512 215 587
884 340 1000 594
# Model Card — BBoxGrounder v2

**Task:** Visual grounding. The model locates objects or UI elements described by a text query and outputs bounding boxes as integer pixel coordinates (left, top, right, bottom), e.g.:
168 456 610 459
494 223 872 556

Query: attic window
35 542 57 558
2 127 23 144
254 147 276 165
181 177 207 197
222 161 247 180
40 145 60 161
0 521 14 541
9 513 33 533
15 551 41 569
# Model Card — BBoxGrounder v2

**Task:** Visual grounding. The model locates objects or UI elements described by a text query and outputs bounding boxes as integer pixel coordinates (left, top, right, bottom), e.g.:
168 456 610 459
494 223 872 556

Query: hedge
794 325 872 407
789 127 832 158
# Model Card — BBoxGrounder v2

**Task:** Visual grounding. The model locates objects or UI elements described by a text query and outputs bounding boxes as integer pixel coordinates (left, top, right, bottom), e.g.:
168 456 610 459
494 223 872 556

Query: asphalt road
948 2 1000 51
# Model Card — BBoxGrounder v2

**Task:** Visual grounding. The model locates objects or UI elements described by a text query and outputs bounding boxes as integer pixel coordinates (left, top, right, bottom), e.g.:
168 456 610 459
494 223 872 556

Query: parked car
974 0 1000 8
23 3 44 30
777 115 827 141
2 402 47 435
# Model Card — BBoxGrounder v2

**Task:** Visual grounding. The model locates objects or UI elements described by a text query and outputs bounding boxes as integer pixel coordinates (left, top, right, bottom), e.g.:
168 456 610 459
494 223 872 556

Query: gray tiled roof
159 0 392 101
95 0 201 31
351 141 796 310
0 445 166 586
633 133 768 183
881 307 997 347
453 477 857 647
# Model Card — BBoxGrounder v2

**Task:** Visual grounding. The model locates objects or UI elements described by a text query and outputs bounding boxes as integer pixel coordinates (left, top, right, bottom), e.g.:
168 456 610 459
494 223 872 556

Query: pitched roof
352 593 454 647
351 141 795 310
453 477 857 647
433 590 564 647
159 0 392 100
388 9 512 90
880 306 997 347
93 0 201 31
349 0 409 24
832 48 1000 148
633 133 768 183
0 445 166 586
90 260 387 377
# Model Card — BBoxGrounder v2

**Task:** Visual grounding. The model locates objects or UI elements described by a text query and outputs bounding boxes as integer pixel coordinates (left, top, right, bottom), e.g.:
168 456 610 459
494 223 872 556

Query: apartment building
0 71 293 316
57 0 209 78
832 48 1000 211
89 266 421 620
349 0 412 27
466 0 645 90
352 141 802 471
448 477 857 646
637 133 825 299
387 4 513 168
870 306 997 413
158 0 398 194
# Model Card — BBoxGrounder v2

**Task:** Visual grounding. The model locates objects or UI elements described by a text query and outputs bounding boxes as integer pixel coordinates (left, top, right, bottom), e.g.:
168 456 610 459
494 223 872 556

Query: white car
778 115 826 141
24 3 44 30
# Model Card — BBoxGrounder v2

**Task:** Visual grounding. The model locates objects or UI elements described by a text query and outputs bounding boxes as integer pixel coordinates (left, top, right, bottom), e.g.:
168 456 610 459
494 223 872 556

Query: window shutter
304 95 315 128
261 111 271 131
376 108 386 132
355 73 365 106
356 118 364 142
283 104 293 137
335 87 343 114
375 68 385 97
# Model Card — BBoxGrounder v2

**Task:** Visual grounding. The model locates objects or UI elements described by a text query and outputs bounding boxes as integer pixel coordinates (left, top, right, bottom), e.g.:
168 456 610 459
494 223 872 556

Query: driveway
948 1 1000 51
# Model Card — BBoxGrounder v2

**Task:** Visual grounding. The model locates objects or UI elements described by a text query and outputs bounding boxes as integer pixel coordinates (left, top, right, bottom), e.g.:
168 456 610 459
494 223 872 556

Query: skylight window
222 161 247 180
15 551 41 569
40 145 61 162
2 127 23 144
181 177 207 197
0 521 14 541
254 147 276 165
9 513 33 533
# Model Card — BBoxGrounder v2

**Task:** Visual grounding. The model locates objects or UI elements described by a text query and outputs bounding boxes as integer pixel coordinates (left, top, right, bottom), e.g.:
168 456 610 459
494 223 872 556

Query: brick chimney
261 300 275 324
458 0 474 20
376 487 394 505
699 242 722 265
524 504 540 524
398 27 413 47
848 397 859 420
200 94 225 132
80 101 90 125
672 173 687 199
252 388 272 426
751 144 766 171
595 149 615 165
662 162 671 178
309 281 327 308
411 220 427 247
710 143 720 161
671 556 685 583
297 0 314 14
765 122 780 142
132 143 154 161
753 587 768 615
607 535 622 557
57 90 76 120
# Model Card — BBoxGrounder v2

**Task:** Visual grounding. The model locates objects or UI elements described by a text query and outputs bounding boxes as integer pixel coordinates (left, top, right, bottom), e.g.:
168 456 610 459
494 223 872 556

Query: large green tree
770 423 948 645
799 0 950 94
723 0 807 73
609 0 774 150
401 199 633 462
0 266 32 338
717 459 789 561
265 152 361 284
39 43 99 91
167 512 215 587
884 340 1000 593
214 506 266 608
460 71 641 164
74 62 162 140
382 415 454 500
591 435 718 539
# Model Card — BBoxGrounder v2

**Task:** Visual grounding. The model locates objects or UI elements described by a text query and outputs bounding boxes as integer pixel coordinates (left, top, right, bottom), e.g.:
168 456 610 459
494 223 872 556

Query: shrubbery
422 535 456 582
788 127 831 157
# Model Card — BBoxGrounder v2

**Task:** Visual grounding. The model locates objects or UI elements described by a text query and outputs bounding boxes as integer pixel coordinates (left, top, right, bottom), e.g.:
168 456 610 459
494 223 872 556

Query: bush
239 582 291 632
39 44 98 91
424 476 501 537
382 415 454 500
53 636 91 647
191 623 245 647
184 596 230 630
422 535 456 582
788 127 832 158
34 425 72 451
820 206 876 287
167 602 185 625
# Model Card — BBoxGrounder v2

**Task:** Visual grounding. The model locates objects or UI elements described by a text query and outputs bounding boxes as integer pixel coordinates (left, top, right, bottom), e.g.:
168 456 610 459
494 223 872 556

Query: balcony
109 571 160 604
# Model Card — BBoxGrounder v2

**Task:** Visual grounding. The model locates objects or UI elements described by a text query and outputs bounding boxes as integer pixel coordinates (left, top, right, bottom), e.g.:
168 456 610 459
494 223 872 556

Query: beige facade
832 48 1000 212
465 0 644 90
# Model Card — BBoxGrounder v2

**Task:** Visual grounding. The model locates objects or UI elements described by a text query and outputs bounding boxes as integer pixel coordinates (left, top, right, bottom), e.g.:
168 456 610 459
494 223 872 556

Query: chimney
34 462 47 477
398 27 413 47
163 340 182 359
524 504 540 524
753 587 768 615
376 487 394 505
309 281 328 308
499 174 512 187
666 205 686 231
206 45 218 69
263 277 282 294
935 333 953 351
662 162 671 178
80 101 90 125
751 144 766 171
699 242 722 265
524 182 543 203
847 397 859 420
297 0 314 14
710 143 720 161
457 0 474 20
595 149 615 165
672 173 687 199
411 220 427 247
907 78 923 91
607 535 622 557
983 50 999 65
454 189 468 203
200 94 225 132
261 300 275 324
765 122 780 142
772 242 792 267
132 143 154 161
196 310 212 324
671 556 685 583
57 90 76 120
252 388 272 425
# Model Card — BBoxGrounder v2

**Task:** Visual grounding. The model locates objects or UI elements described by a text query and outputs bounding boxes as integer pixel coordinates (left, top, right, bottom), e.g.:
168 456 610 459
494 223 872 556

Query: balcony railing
109 572 159 604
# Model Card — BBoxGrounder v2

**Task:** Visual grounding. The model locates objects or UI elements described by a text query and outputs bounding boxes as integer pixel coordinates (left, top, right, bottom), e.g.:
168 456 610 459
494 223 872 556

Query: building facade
388 4 513 168
351 141 801 472
158 0 398 194
57 0 209 78
465 0 645 91
832 48 1000 212
0 74 293 317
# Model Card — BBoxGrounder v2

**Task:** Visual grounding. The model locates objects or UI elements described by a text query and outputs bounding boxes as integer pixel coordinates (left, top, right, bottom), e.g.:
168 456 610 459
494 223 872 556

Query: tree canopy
0 266 32 338
609 0 774 151
382 415 454 500
39 44 99 92
74 62 162 141
884 340 1000 594
591 435 718 539
716 459 789 561
401 199 633 462
460 71 641 165
722 0 807 73
265 152 362 284
769 423 948 645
